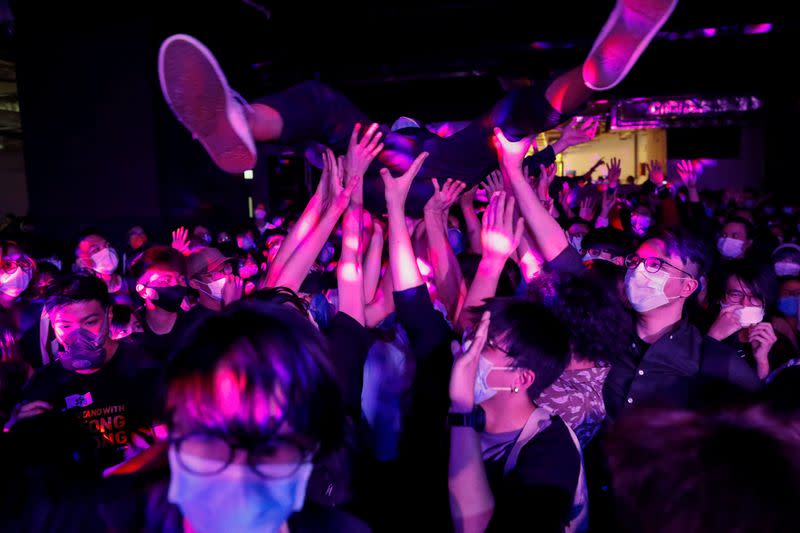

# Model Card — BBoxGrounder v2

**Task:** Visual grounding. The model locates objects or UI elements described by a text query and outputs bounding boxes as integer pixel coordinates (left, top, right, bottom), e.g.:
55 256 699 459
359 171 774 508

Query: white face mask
775 261 800 278
625 263 683 313
91 247 119 274
474 355 515 405
199 277 227 300
0 269 32 298
168 447 313 533
717 237 745 259
722 303 765 328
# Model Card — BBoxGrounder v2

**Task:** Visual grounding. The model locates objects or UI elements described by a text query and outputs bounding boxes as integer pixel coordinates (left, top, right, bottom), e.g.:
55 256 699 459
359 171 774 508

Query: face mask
778 296 799 318
153 286 187 313
569 235 583 253
168 447 313 533
255 208 267 221
474 355 514 405
91 247 119 274
775 262 800 278
199 277 227 301
447 228 465 256
722 303 765 327
717 237 745 259
625 263 682 313
0 269 32 298
630 215 651 236
58 322 108 371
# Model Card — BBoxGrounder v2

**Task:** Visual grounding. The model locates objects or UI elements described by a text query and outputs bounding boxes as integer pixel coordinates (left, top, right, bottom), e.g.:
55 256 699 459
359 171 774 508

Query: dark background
3 0 797 244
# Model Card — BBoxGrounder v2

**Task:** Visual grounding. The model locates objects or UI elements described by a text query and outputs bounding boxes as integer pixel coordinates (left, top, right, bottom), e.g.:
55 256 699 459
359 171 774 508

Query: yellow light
244 169 254 180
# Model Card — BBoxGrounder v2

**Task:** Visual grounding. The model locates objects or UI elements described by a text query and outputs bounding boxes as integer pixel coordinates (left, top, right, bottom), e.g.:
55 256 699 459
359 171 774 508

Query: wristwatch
447 406 485 431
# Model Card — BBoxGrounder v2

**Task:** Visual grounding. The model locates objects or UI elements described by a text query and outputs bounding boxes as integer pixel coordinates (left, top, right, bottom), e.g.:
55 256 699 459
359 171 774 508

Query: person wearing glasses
604 229 760 419
163 301 369 533
706 260 792 380
0 240 36 310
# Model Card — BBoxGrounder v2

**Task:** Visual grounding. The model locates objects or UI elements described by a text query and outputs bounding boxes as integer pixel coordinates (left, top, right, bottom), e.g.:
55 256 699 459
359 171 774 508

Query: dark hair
165 301 344 454
607 406 800 533
248 286 308 315
528 272 632 364
564 217 592 231
583 228 633 258
654 227 711 279
712 259 778 310
130 245 187 280
44 274 110 314
110 304 134 329
723 216 755 241
474 297 570 400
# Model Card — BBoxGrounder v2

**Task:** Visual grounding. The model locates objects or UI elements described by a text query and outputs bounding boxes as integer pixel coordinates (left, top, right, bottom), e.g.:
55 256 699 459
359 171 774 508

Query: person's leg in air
159 0 677 210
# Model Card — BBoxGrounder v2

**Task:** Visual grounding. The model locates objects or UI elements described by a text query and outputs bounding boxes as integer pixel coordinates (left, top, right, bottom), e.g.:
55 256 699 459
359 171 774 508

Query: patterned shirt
537 366 611 448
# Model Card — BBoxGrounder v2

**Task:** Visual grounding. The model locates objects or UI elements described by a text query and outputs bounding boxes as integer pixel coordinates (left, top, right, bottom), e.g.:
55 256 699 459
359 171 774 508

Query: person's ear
681 277 699 298
515 369 536 394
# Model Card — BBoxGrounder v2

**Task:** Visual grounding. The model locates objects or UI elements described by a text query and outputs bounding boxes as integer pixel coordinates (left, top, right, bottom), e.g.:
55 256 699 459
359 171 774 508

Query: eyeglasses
171 432 316 478
1 256 34 274
625 254 695 279
725 289 764 307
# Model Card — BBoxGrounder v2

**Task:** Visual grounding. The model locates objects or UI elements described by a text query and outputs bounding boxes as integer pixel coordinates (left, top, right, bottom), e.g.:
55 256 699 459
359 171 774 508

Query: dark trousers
257 81 566 216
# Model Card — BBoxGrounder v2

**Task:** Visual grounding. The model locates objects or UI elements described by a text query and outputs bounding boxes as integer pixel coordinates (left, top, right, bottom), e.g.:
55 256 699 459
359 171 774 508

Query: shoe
158 34 256 173
583 0 678 91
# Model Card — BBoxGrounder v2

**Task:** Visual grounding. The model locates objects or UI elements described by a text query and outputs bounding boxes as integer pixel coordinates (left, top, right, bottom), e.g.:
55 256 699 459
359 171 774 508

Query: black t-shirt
133 306 213 361
483 416 581 533
20 342 164 471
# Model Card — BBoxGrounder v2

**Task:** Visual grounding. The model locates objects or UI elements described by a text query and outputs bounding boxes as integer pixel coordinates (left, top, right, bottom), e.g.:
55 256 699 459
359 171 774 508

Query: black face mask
153 286 187 313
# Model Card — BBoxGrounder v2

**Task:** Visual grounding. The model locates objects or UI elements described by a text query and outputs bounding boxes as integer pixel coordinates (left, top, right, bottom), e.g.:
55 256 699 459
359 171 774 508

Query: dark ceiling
3 0 797 126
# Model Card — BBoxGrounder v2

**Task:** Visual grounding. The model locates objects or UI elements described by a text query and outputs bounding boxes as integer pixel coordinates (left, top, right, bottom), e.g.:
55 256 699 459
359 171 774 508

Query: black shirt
483 416 581 533
20 342 163 471
133 306 213 361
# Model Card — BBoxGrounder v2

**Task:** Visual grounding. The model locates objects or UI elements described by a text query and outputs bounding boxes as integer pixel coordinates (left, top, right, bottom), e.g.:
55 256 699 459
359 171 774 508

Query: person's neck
199 294 224 312
483 399 537 434
567 357 597 371
636 303 684 344
146 307 178 335
75 338 119 375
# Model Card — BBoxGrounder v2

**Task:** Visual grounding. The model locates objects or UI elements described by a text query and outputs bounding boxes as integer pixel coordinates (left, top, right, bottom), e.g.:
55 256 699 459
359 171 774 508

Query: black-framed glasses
171 432 316 478
724 289 764 307
625 254 695 279
0 256 34 274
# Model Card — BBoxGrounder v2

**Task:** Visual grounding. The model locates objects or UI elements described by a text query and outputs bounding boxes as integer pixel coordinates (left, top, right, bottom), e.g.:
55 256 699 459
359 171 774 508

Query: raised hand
708 304 744 341
425 178 467 215
579 197 598 221
171 227 191 256
459 184 478 211
345 123 384 187
557 116 600 150
648 160 665 185
607 157 622 188
536 164 557 203
600 188 617 218
558 183 574 218
222 274 244 306
380 152 430 212
493 127 534 178
481 170 505 198
449 311 490 412
481 192 524 263
677 160 698 189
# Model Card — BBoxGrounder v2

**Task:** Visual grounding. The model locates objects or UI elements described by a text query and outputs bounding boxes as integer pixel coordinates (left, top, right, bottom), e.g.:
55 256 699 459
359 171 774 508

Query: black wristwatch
447 406 485 431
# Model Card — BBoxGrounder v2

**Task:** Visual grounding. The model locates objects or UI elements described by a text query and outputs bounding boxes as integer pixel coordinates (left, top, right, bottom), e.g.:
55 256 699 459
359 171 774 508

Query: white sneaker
158 34 257 173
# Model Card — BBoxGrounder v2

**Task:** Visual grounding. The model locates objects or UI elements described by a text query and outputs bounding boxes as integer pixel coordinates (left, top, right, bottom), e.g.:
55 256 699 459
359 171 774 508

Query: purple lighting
744 23 773 35
702 28 717 38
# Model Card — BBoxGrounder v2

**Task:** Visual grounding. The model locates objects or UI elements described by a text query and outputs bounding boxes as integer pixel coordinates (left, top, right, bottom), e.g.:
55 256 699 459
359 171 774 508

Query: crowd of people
3 3 800 531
